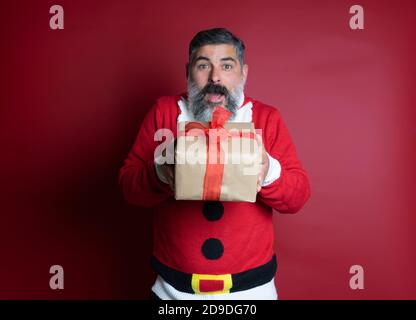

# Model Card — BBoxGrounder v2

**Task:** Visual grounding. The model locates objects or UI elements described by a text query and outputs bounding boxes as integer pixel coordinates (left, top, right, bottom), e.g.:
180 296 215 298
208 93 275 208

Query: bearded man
119 28 311 300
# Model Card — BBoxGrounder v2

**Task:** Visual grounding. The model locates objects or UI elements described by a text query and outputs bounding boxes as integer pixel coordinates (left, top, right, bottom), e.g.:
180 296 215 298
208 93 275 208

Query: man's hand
154 138 176 191
157 163 175 191
256 134 270 192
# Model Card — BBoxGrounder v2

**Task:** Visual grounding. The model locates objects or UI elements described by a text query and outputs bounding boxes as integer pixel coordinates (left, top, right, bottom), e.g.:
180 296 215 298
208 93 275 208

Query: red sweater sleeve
118 99 174 208
257 109 311 213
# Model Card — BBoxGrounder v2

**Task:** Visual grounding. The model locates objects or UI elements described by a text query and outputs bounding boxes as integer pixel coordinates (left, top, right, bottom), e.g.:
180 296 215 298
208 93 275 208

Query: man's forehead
194 44 238 60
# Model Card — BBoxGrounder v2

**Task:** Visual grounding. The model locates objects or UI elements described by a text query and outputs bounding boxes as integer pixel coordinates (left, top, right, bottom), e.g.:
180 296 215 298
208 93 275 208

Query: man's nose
209 66 221 84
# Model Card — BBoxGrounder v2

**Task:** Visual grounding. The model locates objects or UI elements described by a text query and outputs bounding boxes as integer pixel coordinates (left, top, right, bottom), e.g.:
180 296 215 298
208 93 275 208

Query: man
119 28 311 300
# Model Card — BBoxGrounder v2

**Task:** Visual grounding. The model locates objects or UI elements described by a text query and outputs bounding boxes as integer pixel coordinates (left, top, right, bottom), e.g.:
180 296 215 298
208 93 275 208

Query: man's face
189 44 248 104
187 44 248 121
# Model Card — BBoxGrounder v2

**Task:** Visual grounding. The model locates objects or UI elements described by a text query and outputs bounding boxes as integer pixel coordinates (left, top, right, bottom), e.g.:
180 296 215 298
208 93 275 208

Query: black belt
151 255 277 294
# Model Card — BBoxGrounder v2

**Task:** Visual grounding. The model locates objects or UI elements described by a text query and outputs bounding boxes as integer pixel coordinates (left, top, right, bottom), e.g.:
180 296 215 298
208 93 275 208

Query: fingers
255 134 264 156
168 180 174 191
255 133 263 145
257 169 264 192
255 133 268 162
255 133 264 193
166 165 175 191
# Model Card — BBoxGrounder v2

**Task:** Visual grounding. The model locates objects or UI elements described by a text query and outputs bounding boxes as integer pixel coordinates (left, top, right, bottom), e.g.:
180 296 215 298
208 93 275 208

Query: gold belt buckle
191 273 233 294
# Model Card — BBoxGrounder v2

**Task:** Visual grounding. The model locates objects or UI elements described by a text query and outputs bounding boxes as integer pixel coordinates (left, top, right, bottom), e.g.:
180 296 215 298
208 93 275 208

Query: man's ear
243 64 249 82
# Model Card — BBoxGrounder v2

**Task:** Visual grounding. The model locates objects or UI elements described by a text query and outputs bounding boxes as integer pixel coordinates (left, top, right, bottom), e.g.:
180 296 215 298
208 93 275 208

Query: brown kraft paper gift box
175 121 261 202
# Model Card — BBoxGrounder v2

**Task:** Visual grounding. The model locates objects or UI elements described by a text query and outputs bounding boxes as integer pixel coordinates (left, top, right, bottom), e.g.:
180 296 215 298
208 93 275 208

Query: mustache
202 83 230 97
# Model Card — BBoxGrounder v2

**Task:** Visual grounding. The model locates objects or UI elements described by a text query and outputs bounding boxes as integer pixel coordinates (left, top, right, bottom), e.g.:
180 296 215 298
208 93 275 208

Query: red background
0 0 415 299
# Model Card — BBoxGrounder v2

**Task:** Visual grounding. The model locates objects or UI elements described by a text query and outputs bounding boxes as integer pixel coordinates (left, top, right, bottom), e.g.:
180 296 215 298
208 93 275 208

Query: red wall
0 0 415 299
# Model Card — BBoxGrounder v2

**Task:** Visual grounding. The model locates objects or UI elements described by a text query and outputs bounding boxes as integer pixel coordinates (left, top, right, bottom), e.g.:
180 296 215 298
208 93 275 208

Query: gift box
174 107 261 202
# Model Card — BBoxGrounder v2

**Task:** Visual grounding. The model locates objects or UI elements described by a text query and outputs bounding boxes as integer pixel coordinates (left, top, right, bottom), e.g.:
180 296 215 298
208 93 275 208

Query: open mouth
206 93 225 103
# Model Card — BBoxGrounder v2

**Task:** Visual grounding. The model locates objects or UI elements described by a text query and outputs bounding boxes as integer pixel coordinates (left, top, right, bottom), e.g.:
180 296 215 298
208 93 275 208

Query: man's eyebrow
194 56 210 63
220 57 237 63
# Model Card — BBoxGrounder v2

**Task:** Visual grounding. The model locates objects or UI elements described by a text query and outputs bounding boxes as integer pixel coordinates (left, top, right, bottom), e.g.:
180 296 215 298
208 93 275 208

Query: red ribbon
180 107 255 200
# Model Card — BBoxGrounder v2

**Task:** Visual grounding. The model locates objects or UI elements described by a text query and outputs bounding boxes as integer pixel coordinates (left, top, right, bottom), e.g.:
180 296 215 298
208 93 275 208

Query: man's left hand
256 134 269 192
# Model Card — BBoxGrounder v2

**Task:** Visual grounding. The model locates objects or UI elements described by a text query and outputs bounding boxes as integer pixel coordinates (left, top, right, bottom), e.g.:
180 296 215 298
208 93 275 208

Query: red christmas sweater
119 94 311 275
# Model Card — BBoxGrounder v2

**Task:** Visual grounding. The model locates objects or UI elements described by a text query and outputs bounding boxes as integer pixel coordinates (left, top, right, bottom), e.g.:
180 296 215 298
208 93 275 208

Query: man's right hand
155 163 175 191
154 136 176 191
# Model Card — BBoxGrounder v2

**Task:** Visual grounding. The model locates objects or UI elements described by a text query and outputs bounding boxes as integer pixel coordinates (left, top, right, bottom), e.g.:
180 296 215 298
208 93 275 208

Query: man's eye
197 64 208 70
223 64 232 70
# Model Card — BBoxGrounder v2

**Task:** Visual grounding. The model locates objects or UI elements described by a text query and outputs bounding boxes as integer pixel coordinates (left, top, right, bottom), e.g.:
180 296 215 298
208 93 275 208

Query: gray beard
187 80 245 122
